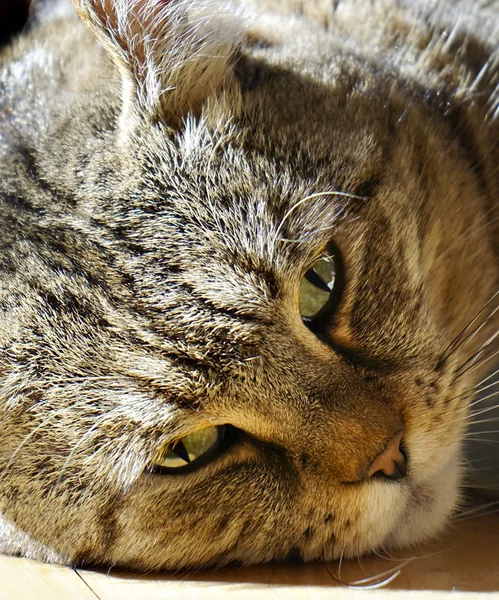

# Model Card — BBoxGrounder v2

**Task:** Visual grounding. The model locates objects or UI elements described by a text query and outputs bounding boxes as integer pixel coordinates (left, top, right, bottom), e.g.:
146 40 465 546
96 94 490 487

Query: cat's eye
300 245 338 320
150 426 222 474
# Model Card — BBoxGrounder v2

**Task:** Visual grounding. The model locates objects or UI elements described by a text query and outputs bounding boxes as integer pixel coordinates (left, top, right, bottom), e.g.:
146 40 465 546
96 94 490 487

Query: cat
0 0 497 571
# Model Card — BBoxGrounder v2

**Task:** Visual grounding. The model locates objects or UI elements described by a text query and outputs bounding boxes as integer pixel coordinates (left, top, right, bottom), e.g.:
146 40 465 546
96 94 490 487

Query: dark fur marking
284 548 302 562
15 144 77 208
216 516 230 536
445 105 487 195
98 492 125 555
178 281 268 325
353 178 380 199
0 192 35 213
300 453 310 468
234 55 265 94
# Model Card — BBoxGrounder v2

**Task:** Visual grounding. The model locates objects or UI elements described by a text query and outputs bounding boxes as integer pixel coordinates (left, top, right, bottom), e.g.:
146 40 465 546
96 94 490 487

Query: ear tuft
73 0 245 126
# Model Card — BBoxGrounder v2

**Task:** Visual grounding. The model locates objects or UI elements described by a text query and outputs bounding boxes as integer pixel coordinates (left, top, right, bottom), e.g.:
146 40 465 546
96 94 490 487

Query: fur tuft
73 0 246 125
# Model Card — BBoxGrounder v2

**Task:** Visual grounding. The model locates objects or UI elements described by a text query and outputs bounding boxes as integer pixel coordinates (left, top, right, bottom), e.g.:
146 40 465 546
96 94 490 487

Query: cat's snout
367 430 407 481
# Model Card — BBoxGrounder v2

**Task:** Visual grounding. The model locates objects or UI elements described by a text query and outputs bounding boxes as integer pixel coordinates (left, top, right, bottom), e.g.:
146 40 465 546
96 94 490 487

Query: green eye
300 247 337 319
151 426 221 473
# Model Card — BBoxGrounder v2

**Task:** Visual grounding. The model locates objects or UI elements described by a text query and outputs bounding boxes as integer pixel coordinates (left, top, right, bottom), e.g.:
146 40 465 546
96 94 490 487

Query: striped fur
0 0 497 570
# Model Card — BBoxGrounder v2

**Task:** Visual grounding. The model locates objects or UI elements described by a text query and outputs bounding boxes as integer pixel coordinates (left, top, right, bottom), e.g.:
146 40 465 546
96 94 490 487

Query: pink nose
368 431 407 480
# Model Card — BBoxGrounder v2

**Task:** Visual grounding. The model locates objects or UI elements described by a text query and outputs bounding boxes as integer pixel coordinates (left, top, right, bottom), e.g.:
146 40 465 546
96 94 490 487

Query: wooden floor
1 513 498 599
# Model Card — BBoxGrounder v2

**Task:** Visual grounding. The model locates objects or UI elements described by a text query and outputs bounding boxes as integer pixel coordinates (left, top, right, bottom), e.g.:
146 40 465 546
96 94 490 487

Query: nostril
368 430 407 481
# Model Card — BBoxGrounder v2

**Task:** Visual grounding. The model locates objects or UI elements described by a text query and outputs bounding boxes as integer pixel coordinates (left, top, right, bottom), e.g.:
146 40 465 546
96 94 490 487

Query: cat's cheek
383 453 460 551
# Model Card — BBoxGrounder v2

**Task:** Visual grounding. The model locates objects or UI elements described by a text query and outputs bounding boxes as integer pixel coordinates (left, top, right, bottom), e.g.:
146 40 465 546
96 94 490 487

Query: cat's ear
72 0 244 127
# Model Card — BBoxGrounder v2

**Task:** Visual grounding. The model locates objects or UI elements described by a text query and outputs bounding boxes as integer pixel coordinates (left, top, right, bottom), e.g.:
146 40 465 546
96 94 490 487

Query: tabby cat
0 0 497 570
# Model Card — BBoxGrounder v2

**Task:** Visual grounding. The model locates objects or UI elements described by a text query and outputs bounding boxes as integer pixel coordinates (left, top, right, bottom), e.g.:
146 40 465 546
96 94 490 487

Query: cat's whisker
243 355 261 362
0 411 65 480
372 548 407 562
468 398 497 412
280 225 337 245
433 211 499 267
469 400 499 418
455 501 499 521
344 558 415 589
452 323 499 378
454 327 499 376
462 463 499 471
337 549 344 581
440 290 499 364
36 375 121 384
468 413 499 426
464 428 499 436
346 570 402 590
51 416 111 494
273 190 365 242
474 367 499 388
455 334 497 376
447 388 476 408
459 500 499 522
469 387 499 407
469 380 499 407
279 203 356 246
464 483 499 490
468 417 499 426
323 546 416 590
444 381 489 412
437 290 498 367
455 347 499 381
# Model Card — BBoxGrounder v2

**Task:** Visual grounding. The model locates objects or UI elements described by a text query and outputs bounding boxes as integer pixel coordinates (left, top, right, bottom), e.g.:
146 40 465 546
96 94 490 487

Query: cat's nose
367 430 407 480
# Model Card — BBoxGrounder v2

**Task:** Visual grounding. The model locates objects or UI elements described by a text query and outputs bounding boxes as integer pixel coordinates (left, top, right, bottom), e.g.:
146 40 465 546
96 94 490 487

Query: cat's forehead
130 108 384 270
129 142 352 288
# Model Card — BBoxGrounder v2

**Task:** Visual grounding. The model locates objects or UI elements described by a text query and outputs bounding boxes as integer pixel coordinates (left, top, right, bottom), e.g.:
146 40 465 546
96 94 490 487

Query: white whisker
469 381 499 407
455 501 499 521
454 307 499 372
458 348 499 380
475 367 499 388
273 190 365 242
435 212 499 265
1 411 63 480
346 558 415 589
469 417 499 425
439 290 498 366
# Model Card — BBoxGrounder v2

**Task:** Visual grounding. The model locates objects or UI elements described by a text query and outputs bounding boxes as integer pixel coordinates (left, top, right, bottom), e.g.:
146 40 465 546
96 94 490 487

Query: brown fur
0 0 497 570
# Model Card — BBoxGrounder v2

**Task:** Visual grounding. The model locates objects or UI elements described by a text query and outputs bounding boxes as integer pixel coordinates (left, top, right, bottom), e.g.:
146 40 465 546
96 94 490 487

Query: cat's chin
383 453 461 552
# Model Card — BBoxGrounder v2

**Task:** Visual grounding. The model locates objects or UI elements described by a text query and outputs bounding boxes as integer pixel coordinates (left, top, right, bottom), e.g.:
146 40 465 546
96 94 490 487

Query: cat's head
1 0 497 569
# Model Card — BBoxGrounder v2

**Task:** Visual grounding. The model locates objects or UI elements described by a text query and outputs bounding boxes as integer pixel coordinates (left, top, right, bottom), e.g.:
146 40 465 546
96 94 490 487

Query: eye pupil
171 440 191 464
304 268 332 293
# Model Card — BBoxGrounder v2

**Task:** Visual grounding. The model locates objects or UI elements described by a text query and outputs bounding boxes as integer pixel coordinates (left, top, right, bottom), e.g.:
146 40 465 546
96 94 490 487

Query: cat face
0 0 497 569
